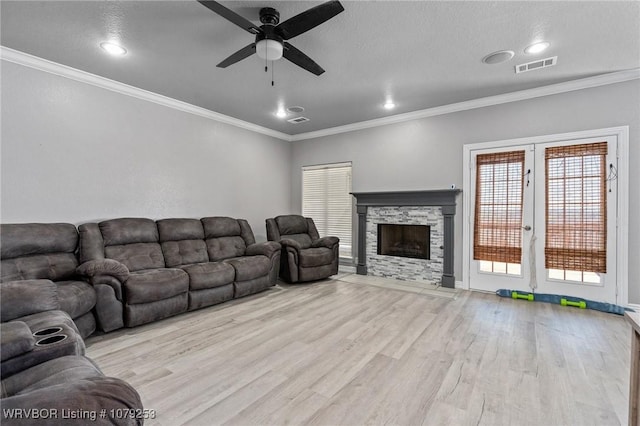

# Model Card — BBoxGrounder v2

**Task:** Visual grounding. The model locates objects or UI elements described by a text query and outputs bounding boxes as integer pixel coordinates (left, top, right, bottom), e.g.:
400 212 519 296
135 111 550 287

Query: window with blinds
302 162 353 259
473 151 525 266
545 142 607 275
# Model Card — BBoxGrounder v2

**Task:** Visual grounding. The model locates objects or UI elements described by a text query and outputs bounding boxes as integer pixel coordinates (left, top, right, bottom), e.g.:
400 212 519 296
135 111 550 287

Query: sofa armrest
0 322 35 362
246 241 281 258
77 259 130 281
279 238 302 251
0 280 59 322
311 236 340 249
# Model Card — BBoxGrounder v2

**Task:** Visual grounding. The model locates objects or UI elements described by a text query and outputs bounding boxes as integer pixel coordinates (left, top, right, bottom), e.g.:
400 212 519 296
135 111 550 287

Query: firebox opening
377 224 430 260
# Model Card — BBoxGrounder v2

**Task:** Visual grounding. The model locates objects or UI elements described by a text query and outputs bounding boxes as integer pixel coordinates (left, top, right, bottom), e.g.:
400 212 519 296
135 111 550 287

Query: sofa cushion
0 322 35 362
99 218 159 246
225 256 270 282
284 234 313 249
56 280 97 319
299 247 335 267
202 217 241 238
206 237 247 261
1 253 79 283
275 215 308 235
105 243 165 272
1 355 102 397
161 240 208 267
125 268 189 304
158 218 205 241
180 262 235 290
0 280 59 322
1 356 143 423
0 223 77 260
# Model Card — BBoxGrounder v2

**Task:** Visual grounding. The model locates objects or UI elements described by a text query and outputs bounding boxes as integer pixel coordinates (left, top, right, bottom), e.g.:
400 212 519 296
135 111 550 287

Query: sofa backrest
0 223 79 283
157 219 208 267
97 218 164 272
201 217 255 261
273 215 321 249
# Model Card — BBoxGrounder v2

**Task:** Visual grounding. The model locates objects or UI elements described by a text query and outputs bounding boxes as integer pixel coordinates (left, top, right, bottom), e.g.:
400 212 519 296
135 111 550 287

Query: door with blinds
469 136 617 303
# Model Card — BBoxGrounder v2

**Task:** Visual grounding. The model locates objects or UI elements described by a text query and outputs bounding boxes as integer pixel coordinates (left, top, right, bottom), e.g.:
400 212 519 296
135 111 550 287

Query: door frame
462 126 629 305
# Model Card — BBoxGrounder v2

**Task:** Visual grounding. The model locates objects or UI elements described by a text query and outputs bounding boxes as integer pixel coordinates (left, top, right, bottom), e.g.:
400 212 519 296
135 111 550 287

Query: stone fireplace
351 190 461 288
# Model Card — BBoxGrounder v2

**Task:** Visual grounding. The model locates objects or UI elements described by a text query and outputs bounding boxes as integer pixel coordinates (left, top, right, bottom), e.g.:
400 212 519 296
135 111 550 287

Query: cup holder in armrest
33 326 63 337
35 334 68 346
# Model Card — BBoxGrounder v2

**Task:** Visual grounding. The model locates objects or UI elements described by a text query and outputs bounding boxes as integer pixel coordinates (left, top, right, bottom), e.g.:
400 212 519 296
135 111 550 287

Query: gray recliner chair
266 215 339 283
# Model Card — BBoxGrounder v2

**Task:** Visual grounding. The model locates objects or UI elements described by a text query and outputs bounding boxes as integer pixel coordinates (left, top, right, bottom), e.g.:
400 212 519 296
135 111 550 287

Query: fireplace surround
351 190 461 288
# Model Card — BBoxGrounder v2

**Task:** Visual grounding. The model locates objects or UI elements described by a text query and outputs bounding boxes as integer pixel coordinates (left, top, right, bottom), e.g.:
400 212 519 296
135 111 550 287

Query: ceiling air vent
287 116 310 124
515 56 557 74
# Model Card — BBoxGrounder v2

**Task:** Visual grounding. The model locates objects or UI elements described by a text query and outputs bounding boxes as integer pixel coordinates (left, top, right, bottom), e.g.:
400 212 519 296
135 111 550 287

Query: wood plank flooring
86 274 631 426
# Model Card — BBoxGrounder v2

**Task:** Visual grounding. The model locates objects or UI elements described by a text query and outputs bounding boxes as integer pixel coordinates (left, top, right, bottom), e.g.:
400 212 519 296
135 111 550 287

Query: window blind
545 142 607 273
302 162 352 258
473 151 525 264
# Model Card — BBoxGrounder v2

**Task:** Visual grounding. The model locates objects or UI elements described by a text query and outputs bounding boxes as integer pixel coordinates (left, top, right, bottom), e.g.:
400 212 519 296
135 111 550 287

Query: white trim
462 126 630 305
2 47 638 144
455 280 464 289
0 46 292 142
291 69 640 141
628 303 640 312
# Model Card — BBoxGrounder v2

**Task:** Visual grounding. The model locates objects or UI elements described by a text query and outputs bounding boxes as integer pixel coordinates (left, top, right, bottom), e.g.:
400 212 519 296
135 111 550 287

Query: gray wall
290 80 640 302
0 61 292 241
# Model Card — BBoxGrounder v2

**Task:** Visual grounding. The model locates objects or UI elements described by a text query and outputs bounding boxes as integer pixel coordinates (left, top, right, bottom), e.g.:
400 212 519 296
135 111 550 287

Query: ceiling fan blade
217 43 256 68
276 0 344 40
283 42 325 76
197 1 262 35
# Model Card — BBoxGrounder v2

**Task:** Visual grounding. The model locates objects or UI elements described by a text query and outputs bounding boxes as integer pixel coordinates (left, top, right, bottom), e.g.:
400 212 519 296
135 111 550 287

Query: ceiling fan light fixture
256 39 283 61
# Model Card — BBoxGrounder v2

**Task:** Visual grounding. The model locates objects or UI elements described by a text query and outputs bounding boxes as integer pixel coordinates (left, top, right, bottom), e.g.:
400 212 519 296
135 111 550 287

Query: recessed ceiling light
100 42 127 56
482 50 515 64
275 108 287 119
524 41 550 55
383 101 396 110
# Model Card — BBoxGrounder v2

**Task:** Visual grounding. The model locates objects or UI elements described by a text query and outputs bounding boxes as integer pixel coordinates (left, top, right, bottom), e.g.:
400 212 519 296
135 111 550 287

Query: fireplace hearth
377 224 430 260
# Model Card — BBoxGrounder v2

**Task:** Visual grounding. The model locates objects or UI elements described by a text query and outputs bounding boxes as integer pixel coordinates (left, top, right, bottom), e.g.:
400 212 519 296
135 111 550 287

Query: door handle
522 225 532 231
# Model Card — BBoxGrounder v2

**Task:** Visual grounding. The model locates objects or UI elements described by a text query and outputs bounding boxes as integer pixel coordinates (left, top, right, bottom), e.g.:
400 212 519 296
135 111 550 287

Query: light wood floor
86 274 631 426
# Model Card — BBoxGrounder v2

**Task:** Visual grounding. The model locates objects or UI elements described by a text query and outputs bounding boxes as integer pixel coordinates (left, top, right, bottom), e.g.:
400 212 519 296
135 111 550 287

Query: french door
469 136 618 303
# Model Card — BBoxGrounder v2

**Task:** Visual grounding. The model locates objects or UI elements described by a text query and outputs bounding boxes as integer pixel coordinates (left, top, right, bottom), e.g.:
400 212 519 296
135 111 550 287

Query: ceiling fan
197 0 344 76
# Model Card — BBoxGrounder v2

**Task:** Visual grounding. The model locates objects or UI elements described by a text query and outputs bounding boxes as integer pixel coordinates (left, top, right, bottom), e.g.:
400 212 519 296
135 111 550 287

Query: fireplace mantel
351 189 461 288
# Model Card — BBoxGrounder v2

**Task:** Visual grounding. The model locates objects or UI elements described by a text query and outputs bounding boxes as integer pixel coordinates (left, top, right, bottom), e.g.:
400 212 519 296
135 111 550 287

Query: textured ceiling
1 1 639 135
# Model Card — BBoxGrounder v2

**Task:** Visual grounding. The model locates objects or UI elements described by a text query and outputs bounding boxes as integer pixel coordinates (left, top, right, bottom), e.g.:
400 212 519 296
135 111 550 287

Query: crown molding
290 68 640 141
0 46 293 142
2 46 638 144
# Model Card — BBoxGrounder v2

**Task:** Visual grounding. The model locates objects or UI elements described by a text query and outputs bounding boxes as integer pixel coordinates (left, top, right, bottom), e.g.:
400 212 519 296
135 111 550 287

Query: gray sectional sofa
0 216 281 425
1 279 142 425
77 216 280 332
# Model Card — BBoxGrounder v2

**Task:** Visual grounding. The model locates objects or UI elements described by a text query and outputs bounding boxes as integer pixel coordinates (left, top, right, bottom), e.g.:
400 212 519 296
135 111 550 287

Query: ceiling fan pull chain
272 61 275 86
